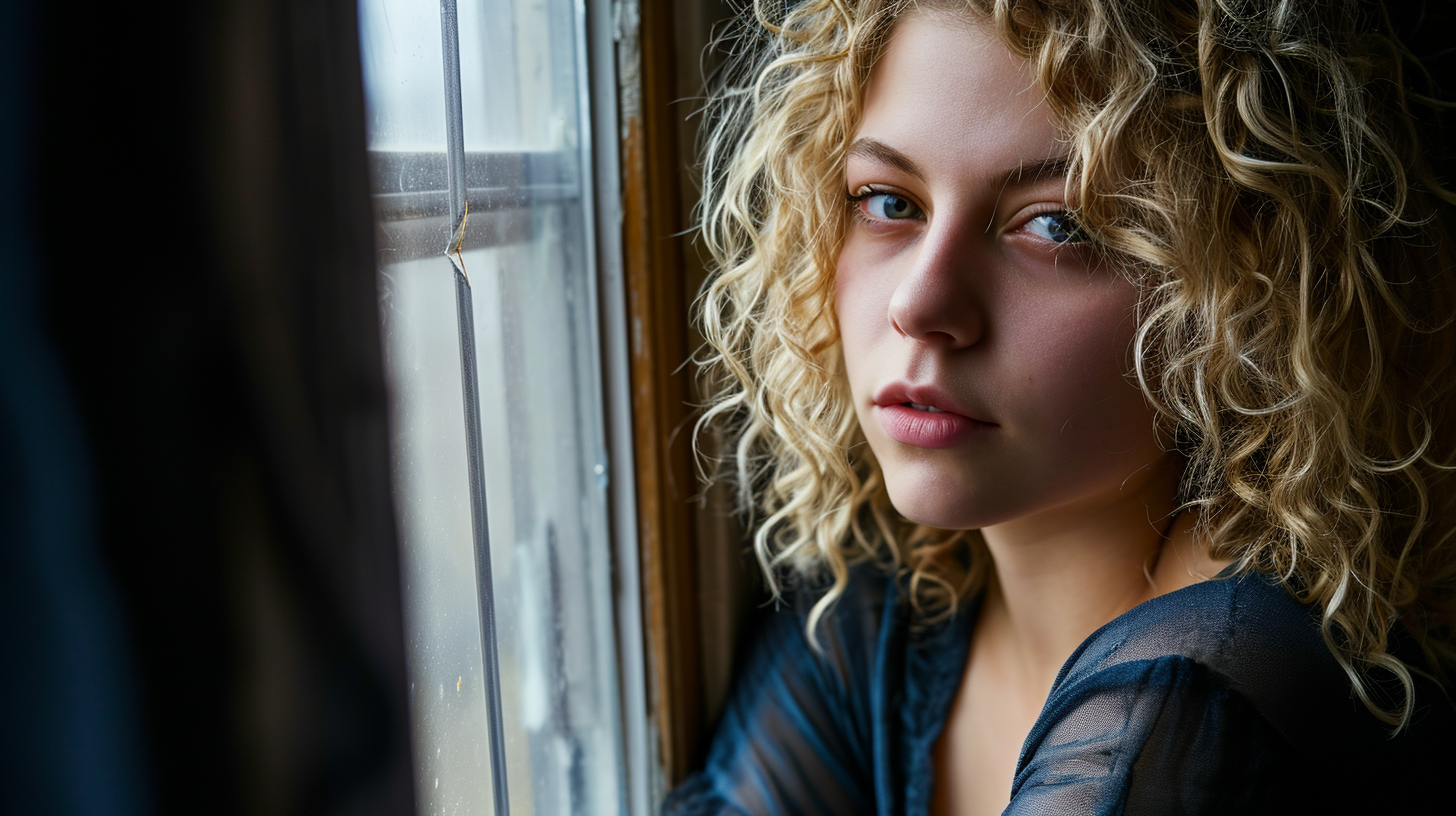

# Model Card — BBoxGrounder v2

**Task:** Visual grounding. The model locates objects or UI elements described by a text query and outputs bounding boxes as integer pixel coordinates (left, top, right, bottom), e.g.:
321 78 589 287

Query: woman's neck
929 464 1232 816
974 461 1225 690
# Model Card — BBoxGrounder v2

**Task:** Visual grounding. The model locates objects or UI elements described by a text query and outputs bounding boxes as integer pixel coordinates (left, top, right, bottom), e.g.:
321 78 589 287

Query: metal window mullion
439 2 511 815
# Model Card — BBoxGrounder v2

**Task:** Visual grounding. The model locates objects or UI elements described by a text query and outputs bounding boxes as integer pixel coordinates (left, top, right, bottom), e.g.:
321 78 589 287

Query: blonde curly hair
694 0 1456 729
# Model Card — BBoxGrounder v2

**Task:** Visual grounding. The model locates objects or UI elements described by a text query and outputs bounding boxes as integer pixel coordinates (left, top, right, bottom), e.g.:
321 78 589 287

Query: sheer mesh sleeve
1007 656 1310 816
664 581 890 816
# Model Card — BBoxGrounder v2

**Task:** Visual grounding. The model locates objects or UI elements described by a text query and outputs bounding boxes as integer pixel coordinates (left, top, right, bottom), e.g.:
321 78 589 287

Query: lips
871 382 993 448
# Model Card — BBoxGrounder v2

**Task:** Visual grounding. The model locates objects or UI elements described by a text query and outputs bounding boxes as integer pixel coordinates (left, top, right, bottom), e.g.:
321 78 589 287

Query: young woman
670 1 1456 814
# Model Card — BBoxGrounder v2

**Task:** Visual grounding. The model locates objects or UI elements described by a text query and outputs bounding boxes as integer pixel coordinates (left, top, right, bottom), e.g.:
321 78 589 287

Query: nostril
889 313 910 339
888 286 986 350
886 261 986 349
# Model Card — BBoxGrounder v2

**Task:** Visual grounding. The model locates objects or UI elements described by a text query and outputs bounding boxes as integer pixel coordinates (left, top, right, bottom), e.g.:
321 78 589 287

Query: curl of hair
694 0 1456 729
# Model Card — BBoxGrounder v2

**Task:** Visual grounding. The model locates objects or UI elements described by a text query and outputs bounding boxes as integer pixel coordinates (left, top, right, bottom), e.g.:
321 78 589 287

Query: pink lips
872 382 994 448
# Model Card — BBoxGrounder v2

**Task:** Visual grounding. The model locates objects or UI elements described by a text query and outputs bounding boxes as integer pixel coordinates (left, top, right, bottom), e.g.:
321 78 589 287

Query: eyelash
847 188 923 223
1019 206 1088 245
847 188 1088 246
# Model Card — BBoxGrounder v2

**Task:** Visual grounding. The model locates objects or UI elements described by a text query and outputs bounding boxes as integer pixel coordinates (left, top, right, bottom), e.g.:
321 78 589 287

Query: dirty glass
358 1 625 814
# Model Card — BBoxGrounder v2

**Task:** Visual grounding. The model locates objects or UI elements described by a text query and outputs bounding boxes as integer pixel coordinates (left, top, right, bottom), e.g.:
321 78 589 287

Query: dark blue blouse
665 565 1455 816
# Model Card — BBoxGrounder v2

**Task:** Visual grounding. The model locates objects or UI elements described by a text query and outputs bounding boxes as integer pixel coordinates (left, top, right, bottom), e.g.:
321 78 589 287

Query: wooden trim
618 0 705 788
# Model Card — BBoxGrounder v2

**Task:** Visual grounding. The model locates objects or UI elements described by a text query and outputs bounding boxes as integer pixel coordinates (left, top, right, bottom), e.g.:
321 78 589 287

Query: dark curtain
2 1 414 814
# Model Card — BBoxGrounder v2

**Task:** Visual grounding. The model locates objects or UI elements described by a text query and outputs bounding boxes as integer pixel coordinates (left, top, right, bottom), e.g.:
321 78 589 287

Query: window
359 1 644 814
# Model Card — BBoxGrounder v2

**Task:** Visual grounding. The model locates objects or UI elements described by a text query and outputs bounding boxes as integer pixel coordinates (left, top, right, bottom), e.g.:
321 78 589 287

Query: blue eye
1024 211 1087 244
858 191 922 221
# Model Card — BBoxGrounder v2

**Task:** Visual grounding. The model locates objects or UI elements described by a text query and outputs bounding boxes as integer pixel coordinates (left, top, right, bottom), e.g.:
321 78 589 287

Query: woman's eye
1023 211 1087 244
857 191 923 221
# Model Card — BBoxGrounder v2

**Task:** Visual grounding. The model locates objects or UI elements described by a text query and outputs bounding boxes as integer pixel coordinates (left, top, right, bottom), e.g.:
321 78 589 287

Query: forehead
855 10 1065 180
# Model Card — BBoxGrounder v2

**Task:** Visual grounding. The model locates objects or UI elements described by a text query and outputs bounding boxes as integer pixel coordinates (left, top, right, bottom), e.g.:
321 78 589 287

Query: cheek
1010 282 1151 446
833 242 894 393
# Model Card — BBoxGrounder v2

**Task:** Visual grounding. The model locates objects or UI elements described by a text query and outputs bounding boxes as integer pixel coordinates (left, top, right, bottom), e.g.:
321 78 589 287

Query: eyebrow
846 137 1072 187
847 138 927 181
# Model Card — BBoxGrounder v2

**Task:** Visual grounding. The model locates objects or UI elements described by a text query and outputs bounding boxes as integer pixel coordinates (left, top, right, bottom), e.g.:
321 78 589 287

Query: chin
879 458 1010 532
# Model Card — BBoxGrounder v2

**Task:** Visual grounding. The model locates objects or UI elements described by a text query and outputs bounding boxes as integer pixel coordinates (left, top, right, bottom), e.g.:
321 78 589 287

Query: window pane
360 2 625 814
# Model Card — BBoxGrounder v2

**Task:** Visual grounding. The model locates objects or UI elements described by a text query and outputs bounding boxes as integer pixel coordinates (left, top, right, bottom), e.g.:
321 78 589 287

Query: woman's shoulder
661 561 904 816
1024 570 1456 812
1055 570 1348 732
1054 570 1456 737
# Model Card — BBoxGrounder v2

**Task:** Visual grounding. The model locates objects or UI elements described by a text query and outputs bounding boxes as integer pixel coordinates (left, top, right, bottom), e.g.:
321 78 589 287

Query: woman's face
836 10 1169 531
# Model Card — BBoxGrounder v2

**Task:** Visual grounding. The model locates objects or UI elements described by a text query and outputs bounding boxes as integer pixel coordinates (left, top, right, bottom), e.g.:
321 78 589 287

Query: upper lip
872 381 992 423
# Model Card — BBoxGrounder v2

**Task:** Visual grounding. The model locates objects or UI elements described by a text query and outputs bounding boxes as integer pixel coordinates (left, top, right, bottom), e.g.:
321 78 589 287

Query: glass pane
360 1 625 815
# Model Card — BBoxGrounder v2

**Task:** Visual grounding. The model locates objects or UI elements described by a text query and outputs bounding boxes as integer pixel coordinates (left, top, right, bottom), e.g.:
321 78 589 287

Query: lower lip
875 404 989 448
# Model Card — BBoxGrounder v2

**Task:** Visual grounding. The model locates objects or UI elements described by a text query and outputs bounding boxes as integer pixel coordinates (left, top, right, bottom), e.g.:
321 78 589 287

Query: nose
887 218 987 349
